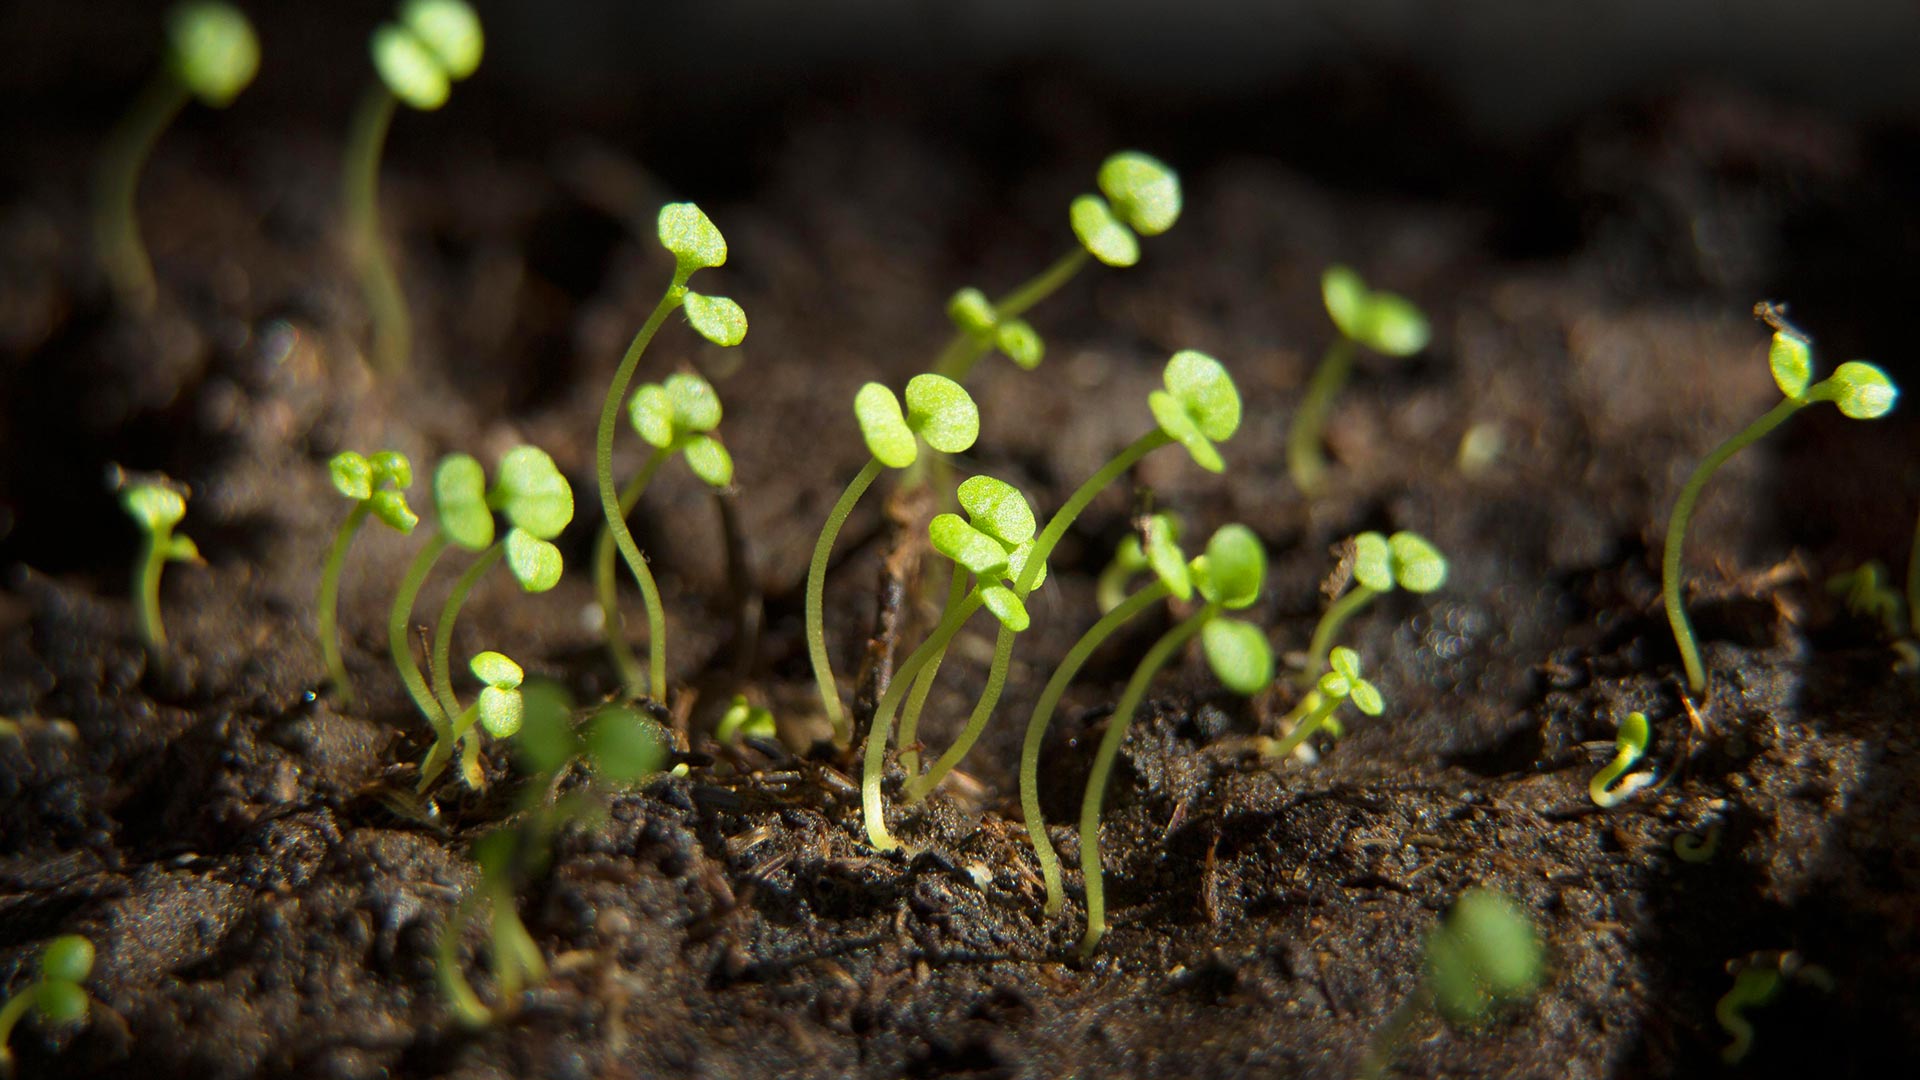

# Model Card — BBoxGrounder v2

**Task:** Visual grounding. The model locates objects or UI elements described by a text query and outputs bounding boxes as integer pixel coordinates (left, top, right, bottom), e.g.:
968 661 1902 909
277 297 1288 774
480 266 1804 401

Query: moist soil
3 61 1919 1080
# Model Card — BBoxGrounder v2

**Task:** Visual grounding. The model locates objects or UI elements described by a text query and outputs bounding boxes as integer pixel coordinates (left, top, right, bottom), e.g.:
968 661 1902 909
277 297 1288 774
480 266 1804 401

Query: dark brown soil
4 35 1919 1080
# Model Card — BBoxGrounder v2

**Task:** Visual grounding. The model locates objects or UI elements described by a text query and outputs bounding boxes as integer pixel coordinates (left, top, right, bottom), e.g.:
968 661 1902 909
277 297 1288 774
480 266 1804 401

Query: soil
3 37 1919 1080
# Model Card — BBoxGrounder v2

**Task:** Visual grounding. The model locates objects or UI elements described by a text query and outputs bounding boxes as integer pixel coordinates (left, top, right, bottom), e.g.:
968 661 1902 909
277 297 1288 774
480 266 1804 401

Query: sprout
318 451 418 703
1715 951 1834 1064
1664 312 1897 696
1589 710 1654 808
119 475 202 652
1260 646 1385 761
417 650 526 791
92 2 260 312
595 203 747 705
1288 265 1431 496
715 694 776 744
0 935 95 1075
345 0 484 371
1826 560 1905 638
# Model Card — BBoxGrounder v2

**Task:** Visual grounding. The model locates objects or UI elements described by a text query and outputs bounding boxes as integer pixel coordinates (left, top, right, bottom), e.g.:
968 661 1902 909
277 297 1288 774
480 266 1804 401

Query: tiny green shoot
1715 951 1833 1064
318 450 418 703
1295 529 1446 685
120 476 202 651
417 650 526 792
1826 560 1905 638
0 935 94 1077
1260 645 1385 761
1674 821 1723 863
1589 710 1653 808
716 694 776 744
1287 265 1430 496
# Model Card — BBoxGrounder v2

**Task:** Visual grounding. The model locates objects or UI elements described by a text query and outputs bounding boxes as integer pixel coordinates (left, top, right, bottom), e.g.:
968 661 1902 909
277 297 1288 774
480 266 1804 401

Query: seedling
1674 821 1723 863
1259 646 1384 761
596 203 748 704
345 0 484 371
716 694 776 744
1297 530 1448 684
417 651 525 792
1077 524 1272 954
808 374 978 747
1287 265 1431 496
1715 951 1833 1064
1094 512 1183 614
318 450 419 703
120 475 202 651
1663 313 1896 695
0 935 94 1077
1826 561 1905 638
1589 710 1654 808
93 2 259 311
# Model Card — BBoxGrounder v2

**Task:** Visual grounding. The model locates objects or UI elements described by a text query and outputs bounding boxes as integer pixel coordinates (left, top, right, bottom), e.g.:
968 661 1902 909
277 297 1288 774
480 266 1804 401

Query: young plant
345 0 483 372
318 450 419 703
596 373 734 697
1287 265 1431 496
93 2 259 311
417 650 525 792
1715 951 1833 1064
1663 317 1896 695
1078 524 1272 954
1826 561 1905 638
716 694 776 744
0 935 93 1077
596 203 748 703
1259 646 1384 761
1589 710 1654 808
120 476 202 651
1094 512 1182 614
808 374 979 747
1297 530 1448 684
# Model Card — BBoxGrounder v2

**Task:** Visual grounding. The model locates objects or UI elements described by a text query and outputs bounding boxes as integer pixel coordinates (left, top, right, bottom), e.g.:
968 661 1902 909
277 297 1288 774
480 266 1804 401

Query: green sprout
93 2 259 312
317 450 418 703
120 476 202 651
1589 710 1654 808
1298 530 1448 684
1715 951 1833 1064
1826 560 1905 638
1094 512 1182 614
596 203 747 705
1287 265 1431 496
1259 646 1384 761
1077 524 1271 954
716 694 776 744
344 0 484 372
1663 314 1897 696
596 372 734 698
808 374 979 748
0 935 94 1077
416 650 524 792
1674 821 1723 863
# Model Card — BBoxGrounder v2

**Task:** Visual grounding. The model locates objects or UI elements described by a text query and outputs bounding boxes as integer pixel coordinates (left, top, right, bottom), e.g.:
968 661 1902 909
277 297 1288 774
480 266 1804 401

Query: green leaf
854 383 917 468
957 475 1036 546
400 0 483 81
1008 541 1048 591
1203 618 1273 694
657 203 727 271
629 383 675 449
716 695 777 743
476 685 524 738
370 450 413 489
434 453 494 550
930 514 1011 579
1769 331 1812 399
122 483 186 532
165 534 202 563
167 2 259 107
684 292 748 347
35 981 88 1025
491 446 573 539
904 374 980 455
1163 350 1242 442
995 320 1044 370
1069 195 1140 268
40 936 94 983
681 435 734 488
1349 680 1384 716
1096 151 1182 236
1426 889 1543 1025
1193 524 1265 609
330 452 373 501
470 650 523 689
1824 361 1898 420
1322 266 1367 341
369 489 419 534
1358 293 1431 357
1388 531 1448 593
505 529 563 592
1149 390 1222 473
947 287 997 337
1144 514 1191 600
1317 671 1351 699
585 706 667 785
663 373 722 432
979 584 1030 632
1352 532 1393 592
371 24 450 110
1329 646 1361 681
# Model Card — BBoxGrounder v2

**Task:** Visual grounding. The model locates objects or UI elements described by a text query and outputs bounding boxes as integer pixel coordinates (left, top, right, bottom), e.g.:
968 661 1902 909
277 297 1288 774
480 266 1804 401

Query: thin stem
431 541 506 719
806 457 885 747
92 73 191 312
862 591 985 850
1261 690 1342 760
488 879 548 998
596 277 691 705
390 531 452 730
1300 584 1379 685
343 87 408 373
1019 430 1172 597
596 448 670 697
908 621 1014 802
418 701 478 792
0 983 41 1073
897 562 968 777
1907 504 1920 639
134 525 169 651
436 893 491 1028
1663 395 1806 694
1022 580 1171 915
1287 337 1357 496
940 248 1092 381
317 502 373 703
1079 605 1216 956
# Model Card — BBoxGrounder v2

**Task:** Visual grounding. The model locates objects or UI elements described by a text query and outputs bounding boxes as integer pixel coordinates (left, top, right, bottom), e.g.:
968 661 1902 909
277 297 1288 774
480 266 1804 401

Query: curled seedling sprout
1287 265 1431 496
1664 312 1897 696
1095 512 1183 614
120 475 203 652
1589 710 1654 808
0 935 94 1077
1260 646 1383 761
716 694 776 744
1827 560 1905 639
318 450 419 703
808 374 978 748
1715 951 1834 1065
92 2 258 312
417 650 525 792
1075 525 1271 954
345 0 484 372
597 372 735 698
596 203 747 704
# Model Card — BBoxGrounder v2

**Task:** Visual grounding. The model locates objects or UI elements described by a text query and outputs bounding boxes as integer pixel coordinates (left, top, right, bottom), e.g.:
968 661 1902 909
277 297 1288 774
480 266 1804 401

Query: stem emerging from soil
343 88 408 373
861 590 985 850
807 457 885 747
430 541 505 719
92 72 190 313
317 501 373 703
896 562 968 778
595 448 670 697
390 531 452 729
1286 338 1356 496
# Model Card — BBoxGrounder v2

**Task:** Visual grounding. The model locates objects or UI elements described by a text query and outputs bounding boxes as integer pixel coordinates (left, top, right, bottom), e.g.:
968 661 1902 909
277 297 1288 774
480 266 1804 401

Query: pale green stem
343 87 408 373
897 562 968 777
1262 689 1343 760
596 276 690 704
1020 430 1172 597
133 523 170 651
1907 504 1920 638
1287 337 1356 496
93 73 191 312
1080 605 1216 956
1021 580 1170 915
0 981 43 1074
317 502 373 703
390 531 451 730
806 457 885 747
861 591 986 850
939 248 1092 382
1663 395 1806 695
436 893 491 1028
418 700 478 793
596 449 670 697
908 621 1015 802
489 878 548 995
431 541 505 719
1299 584 1378 686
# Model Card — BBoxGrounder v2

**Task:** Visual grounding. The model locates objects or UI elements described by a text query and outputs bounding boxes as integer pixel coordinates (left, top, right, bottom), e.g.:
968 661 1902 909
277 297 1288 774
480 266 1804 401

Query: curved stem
488 878 548 999
0 983 42 1074
1663 395 1806 694
418 701 478 793
1021 581 1170 915
344 87 408 373
908 621 1014 802
1017 430 1172 598
940 248 1092 381
897 562 968 777
596 448 671 697
1079 604 1216 956
92 73 190 312
390 531 452 729
861 591 985 850
1299 584 1379 685
317 502 373 703
595 277 691 705
435 893 491 1028
134 525 169 651
1261 691 1342 761
1287 338 1357 496
806 458 885 747
431 541 505 719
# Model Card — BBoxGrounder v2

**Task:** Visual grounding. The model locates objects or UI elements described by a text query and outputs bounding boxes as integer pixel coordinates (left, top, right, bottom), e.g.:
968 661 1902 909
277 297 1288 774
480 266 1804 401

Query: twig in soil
1288 265 1431 496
